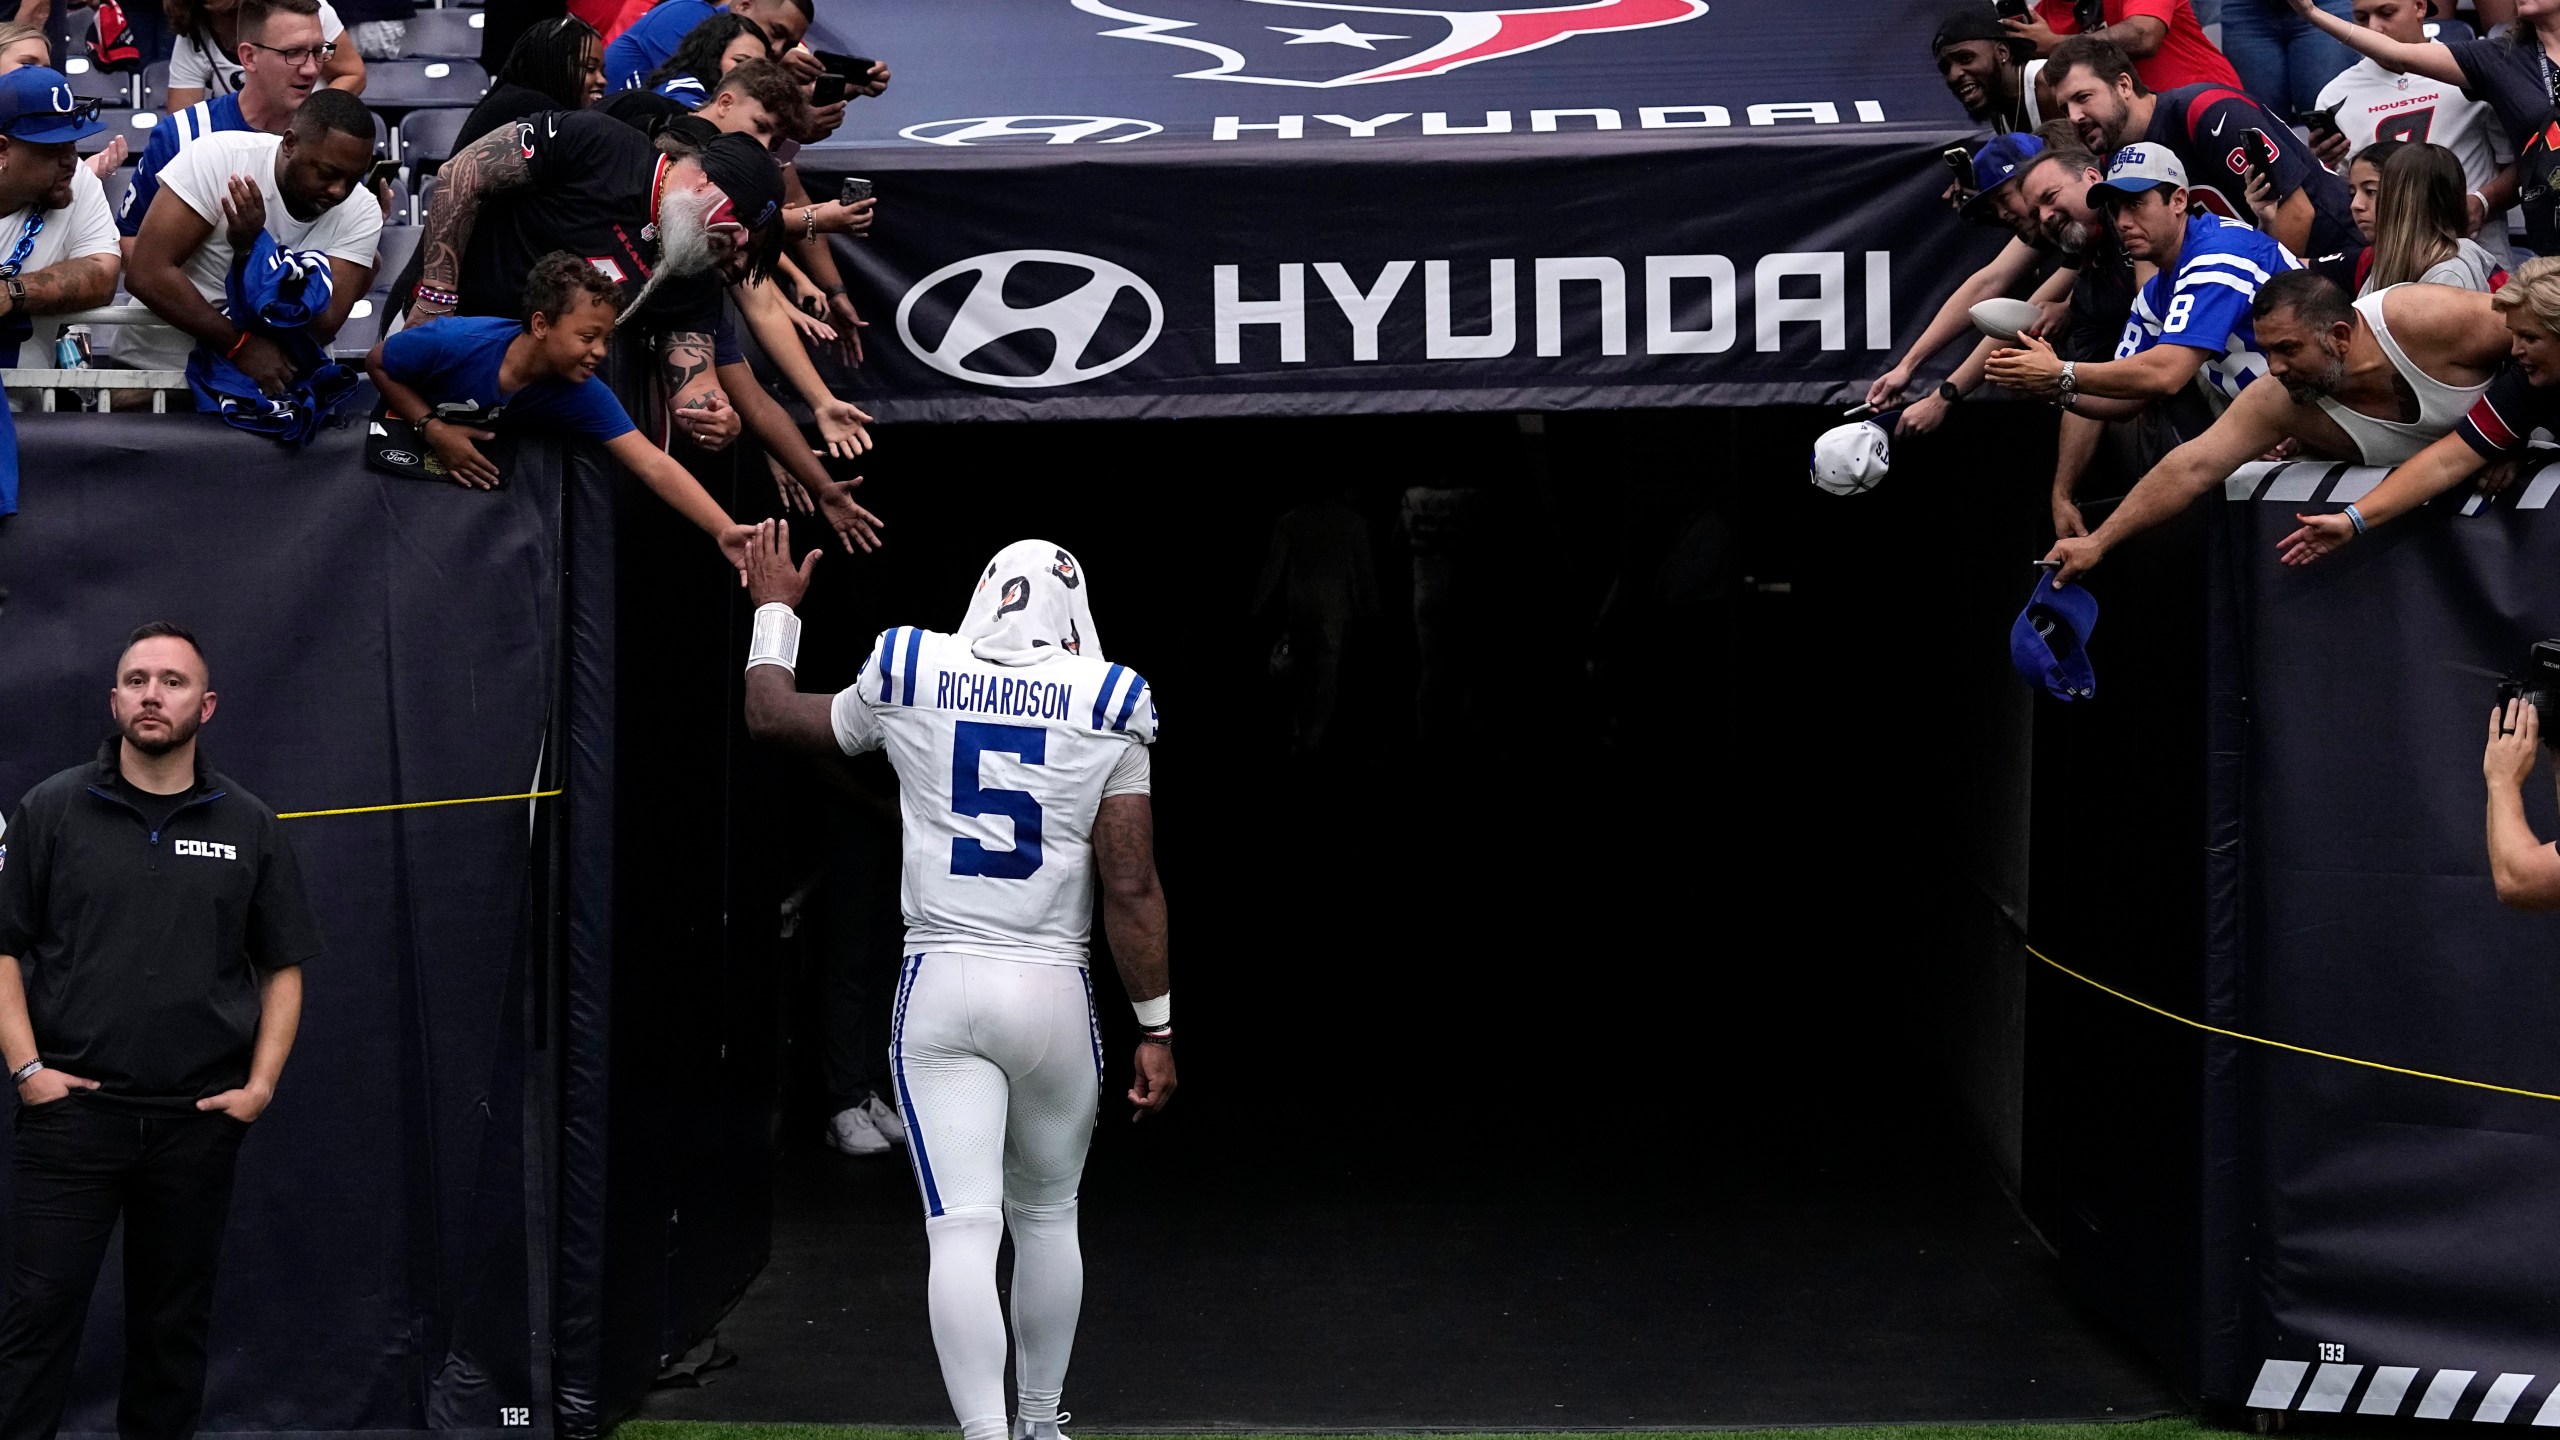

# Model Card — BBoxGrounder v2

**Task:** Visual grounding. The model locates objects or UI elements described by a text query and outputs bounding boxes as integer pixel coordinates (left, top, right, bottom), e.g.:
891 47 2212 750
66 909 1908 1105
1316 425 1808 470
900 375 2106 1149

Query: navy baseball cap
0 69 104 144
1960 132 2046 220
2010 572 2099 701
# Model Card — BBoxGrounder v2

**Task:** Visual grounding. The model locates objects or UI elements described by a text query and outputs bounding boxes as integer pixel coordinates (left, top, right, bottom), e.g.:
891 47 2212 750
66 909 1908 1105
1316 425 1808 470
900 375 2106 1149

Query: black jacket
0 741 321 1113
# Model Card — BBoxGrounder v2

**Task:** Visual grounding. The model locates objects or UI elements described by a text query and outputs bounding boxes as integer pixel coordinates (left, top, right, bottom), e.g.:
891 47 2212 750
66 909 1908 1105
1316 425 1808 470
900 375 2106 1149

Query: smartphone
1993 0 2032 18
812 72 847 106
2304 100 2346 140
366 158 398 191
1944 144 1976 193
840 176 873 206
2243 127 2280 189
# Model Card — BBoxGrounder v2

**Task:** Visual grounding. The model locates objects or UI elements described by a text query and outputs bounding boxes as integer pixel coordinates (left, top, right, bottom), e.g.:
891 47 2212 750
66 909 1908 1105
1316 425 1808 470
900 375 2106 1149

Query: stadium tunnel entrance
625 402 2198 1430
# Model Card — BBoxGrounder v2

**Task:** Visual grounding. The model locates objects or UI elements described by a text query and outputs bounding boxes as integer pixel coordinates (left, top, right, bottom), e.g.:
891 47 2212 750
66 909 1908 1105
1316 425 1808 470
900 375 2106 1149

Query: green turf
615 1417 2212 1440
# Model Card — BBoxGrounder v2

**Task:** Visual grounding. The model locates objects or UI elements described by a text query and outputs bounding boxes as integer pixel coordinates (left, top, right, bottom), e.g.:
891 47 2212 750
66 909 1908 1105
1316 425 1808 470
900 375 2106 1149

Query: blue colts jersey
2116 213 2303 402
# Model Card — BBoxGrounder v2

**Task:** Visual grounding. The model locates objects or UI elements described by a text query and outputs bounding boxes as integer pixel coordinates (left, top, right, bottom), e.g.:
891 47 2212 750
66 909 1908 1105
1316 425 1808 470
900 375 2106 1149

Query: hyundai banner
798 0 1993 419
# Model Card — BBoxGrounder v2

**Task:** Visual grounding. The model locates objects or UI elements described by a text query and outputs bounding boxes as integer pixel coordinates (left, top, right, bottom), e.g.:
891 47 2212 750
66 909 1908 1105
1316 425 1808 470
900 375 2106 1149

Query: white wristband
747 603 801 673
1132 992 1170 1029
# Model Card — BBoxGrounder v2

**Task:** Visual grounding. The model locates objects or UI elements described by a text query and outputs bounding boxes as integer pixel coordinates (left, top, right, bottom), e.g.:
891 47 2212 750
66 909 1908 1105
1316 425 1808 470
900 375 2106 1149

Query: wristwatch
3 275 26 313
1936 380 1962 405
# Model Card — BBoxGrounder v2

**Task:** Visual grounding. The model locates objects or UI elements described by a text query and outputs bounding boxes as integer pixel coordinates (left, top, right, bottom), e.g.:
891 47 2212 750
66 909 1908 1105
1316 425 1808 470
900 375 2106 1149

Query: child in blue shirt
371 251 759 578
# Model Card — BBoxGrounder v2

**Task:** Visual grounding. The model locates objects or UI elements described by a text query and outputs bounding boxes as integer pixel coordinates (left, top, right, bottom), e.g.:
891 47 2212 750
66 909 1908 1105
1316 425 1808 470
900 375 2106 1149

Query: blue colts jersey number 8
950 721 1045 879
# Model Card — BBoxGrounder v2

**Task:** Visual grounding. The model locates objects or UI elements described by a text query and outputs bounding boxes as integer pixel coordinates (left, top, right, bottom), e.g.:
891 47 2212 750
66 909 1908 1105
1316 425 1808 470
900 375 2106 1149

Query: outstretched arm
2278 0 2467 85
739 522 847 757
2044 376 2299 582
1867 236 2046 409
408 125 533 326
2275 428 2495 565
602 430 756 579
1095 791 1175 1120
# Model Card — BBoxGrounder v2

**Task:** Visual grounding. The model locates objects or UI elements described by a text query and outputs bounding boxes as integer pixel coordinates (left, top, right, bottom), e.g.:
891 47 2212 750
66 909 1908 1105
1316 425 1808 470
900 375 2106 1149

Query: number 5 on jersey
951 721 1045 880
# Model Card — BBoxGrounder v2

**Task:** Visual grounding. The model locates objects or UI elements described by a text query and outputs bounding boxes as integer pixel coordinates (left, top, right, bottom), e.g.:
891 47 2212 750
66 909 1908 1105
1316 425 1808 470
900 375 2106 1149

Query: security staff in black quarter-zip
0 622 316 1440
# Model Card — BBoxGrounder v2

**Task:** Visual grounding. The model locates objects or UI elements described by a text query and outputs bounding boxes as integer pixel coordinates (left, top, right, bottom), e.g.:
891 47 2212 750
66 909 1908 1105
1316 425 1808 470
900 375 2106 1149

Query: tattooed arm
407 124 533 327
7 253 120 317
661 329 740 451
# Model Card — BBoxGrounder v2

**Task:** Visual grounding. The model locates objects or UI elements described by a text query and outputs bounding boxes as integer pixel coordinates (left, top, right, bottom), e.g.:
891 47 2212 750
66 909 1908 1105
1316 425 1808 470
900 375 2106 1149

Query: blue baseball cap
1961 132 2046 220
2010 573 2099 702
0 69 103 144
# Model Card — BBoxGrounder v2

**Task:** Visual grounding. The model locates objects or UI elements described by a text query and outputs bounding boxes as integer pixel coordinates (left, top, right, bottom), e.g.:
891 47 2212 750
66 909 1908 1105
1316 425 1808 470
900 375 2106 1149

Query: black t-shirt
458 108 723 336
110 772 197 836
0 745 322 1114
2447 37 2560 252
2456 360 2557 458
2064 229 2139 363
2144 83 2364 273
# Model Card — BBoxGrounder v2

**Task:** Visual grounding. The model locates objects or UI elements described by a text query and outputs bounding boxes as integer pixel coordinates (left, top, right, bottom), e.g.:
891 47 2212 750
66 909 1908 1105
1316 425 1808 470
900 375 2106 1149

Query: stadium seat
373 225 422 281
395 107 469 169
59 59 137 109
371 109 389 154
411 173 437 225
96 165 133 217
398 8 482 57
329 295 381 360
140 60 169 110
78 109 156 158
380 173 411 223
362 59 488 109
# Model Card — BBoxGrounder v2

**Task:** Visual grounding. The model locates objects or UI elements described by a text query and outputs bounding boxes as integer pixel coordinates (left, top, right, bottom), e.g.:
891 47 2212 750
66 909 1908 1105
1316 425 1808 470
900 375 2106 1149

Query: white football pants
890 952 1101 1440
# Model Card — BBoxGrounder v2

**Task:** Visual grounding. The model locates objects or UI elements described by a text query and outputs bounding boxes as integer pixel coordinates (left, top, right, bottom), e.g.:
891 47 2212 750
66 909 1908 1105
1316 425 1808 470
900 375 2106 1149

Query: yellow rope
2025 943 2560 1103
275 788 562 821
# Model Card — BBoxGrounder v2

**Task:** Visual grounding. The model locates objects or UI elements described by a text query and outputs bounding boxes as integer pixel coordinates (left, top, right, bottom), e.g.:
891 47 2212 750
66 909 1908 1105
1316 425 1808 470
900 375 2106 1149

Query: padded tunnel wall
551 375 794 1439
0 416 557 1440
2203 464 2560 1418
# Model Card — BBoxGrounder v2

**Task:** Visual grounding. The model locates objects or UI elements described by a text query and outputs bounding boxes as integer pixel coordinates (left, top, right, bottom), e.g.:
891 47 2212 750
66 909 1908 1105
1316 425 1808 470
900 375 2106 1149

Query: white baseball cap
2093 142 2188 202
1810 420 1890 497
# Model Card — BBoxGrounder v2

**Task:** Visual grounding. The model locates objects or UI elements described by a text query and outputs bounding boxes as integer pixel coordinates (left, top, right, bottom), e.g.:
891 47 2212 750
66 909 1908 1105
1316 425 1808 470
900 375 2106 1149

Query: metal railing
2 306 195 413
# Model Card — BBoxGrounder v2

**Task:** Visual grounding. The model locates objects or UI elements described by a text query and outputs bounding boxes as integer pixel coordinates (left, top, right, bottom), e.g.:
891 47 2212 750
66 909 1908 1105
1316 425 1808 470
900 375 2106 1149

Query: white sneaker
1013 1412 1070 1440
825 1103 890 1156
863 1094 907 1147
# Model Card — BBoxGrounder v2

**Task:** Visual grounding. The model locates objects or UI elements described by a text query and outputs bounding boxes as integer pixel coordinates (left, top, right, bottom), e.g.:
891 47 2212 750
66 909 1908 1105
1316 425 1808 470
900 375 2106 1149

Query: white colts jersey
831 627 1158 968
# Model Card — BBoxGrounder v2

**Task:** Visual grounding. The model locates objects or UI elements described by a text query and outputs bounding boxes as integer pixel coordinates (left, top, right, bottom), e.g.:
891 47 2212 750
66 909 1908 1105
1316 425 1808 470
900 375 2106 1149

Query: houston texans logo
1075 0 1709 88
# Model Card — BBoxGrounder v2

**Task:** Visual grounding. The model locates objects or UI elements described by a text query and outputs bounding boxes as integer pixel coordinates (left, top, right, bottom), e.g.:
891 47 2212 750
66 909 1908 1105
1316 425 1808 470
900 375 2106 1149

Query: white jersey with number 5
831 626 1158 969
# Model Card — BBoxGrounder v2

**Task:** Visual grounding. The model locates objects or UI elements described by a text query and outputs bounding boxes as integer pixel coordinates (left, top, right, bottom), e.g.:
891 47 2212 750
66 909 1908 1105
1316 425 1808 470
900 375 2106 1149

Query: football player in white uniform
736 523 1176 1440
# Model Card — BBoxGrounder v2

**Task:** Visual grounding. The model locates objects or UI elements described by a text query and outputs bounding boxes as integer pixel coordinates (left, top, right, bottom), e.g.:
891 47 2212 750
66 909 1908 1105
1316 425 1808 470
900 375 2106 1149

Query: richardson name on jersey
936 669 1076 721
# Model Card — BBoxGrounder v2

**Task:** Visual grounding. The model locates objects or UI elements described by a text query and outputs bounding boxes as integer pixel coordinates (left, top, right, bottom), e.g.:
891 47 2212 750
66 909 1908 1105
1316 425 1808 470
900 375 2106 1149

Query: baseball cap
1809 420 1891 497
0 68 104 144
2091 142 2187 203
1932 2 2034 60
1960 132 2046 220
2010 573 2099 701
694 131 783 232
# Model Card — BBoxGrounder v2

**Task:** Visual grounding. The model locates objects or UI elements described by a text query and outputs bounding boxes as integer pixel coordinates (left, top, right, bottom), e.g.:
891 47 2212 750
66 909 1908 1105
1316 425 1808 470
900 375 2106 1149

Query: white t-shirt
829 627 1157 969
115 128 380 372
167 1 345 96
0 166 118 367
2317 56 2512 260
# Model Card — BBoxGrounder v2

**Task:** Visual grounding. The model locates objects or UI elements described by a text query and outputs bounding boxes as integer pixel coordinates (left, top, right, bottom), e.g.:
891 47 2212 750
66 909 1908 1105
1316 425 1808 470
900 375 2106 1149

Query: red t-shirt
2035 0 2247 94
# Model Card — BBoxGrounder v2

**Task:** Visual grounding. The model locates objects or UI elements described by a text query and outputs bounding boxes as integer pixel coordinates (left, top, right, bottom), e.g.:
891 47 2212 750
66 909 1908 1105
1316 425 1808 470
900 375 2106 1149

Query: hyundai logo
897 250 1164 389
900 115 1164 146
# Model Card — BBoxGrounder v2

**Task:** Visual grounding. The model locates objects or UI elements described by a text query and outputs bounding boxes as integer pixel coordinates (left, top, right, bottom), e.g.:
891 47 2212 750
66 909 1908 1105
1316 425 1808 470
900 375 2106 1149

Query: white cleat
863 1093 908 1147
1013 1412 1071 1440
825 1102 891 1156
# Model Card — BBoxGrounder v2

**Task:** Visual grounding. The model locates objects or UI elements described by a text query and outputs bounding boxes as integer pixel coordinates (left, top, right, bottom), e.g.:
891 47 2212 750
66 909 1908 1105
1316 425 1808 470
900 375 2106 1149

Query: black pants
0 1101 247 1440
817 803 902 1112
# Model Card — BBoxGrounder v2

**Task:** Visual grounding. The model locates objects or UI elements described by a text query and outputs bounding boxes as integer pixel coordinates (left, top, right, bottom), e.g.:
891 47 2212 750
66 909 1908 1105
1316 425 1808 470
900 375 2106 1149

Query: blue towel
184 232 358 446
